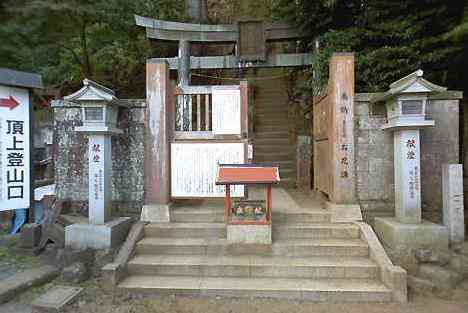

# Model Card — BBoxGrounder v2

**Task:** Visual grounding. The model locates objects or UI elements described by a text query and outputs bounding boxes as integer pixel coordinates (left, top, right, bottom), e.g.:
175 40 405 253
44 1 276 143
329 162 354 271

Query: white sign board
212 87 241 135
0 85 31 211
171 142 245 197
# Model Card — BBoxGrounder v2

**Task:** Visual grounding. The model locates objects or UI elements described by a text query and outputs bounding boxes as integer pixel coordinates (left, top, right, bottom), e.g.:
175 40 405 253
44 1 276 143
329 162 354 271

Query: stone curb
354 222 408 303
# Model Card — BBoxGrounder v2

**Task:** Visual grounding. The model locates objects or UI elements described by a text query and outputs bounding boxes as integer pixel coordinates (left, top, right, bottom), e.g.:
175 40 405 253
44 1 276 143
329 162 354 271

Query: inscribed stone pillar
442 164 465 246
141 60 173 222
88 134 112 224
329 53 356 203
394 129 422 224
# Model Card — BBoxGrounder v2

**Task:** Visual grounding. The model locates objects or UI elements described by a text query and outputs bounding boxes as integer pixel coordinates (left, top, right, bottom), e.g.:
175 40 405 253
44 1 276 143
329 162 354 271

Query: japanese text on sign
0 86 31 211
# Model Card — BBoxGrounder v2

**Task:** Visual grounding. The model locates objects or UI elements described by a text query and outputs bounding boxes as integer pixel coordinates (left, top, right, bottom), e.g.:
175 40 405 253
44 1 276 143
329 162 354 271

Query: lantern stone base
140 204 171 223
374 217 449 251
65 217 133 250
227 224 272 244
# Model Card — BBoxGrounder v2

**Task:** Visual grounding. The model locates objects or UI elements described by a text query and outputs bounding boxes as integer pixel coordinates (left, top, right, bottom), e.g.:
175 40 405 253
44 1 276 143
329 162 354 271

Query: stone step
255 145 295 154
255 151 293 160
171 209 331 224
254 138 290 146
255 108 289 115
256 120 290 128
273 224 360 239
171 208 224 223
254 131 289 139
144 223 226 239
136 238 369 257
127 255 378 279
118 275 392 301
255 124 289 132
272 239 369 257
274 211 331 223
255 116 290 124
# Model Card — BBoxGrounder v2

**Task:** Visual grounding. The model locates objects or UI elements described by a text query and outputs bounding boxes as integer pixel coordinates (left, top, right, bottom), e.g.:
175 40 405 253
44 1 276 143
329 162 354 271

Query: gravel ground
0 235 43 282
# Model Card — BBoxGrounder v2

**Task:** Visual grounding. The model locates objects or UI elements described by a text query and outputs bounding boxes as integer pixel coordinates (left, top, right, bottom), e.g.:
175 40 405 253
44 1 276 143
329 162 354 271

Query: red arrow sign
0 96 20 110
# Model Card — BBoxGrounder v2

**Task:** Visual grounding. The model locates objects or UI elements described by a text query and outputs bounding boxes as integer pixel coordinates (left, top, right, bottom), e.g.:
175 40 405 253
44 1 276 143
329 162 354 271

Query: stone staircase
253 79 296 188
118 205 394 301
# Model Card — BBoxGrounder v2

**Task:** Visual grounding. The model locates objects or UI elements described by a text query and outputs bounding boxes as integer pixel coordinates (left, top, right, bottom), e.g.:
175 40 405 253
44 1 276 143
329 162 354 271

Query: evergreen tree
274 0 468 93
0 0 186 97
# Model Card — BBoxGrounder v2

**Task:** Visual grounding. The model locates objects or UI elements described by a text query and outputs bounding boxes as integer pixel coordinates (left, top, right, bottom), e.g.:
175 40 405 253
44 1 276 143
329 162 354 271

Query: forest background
1 0 467 97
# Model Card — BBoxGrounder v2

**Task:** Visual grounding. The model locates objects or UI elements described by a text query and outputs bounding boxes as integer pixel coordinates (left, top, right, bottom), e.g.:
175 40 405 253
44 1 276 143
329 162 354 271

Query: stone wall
355 94 395 222
53 99 146 217
355 94 461 224
421 99 460 223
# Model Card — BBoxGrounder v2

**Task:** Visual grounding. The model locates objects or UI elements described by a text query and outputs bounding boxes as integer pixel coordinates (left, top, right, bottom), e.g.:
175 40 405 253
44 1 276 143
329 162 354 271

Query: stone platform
65 217 133 250
374 217 449 251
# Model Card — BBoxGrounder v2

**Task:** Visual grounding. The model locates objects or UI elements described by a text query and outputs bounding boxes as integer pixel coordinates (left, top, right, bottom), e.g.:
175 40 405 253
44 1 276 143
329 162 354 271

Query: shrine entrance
136 15 314 206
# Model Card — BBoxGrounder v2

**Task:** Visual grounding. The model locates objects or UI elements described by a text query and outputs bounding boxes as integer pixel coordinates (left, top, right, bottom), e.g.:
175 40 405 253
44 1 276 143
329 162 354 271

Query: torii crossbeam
135 15 313 69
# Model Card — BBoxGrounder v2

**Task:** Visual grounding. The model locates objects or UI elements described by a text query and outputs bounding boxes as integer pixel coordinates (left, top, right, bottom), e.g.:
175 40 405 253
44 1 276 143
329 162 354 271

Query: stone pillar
141 60 173 222
88 134 112 224
296 136 312 191
442 164 465 247
329 53 356 204
394 129 421 224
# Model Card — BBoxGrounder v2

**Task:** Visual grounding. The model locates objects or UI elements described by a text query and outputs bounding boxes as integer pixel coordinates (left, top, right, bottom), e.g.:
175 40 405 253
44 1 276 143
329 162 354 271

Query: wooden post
266 184 272 223
197 94 201 130
141 60 173 222
328 53 356 204
240 80 249 138
224 184 231 223
205 95 210 131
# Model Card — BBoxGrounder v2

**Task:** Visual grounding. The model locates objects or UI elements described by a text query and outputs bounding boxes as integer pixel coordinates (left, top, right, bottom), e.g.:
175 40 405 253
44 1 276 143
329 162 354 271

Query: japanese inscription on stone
90 142 103 202
339 93 351 179
0 86 30 211
405 137 420 199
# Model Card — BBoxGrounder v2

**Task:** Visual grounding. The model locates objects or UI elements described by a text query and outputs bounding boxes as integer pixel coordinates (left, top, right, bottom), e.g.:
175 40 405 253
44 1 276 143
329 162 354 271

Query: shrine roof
216 164 280 185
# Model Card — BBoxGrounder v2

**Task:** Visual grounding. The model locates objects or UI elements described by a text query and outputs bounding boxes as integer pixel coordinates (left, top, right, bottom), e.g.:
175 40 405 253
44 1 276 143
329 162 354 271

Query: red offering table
215 164 280 224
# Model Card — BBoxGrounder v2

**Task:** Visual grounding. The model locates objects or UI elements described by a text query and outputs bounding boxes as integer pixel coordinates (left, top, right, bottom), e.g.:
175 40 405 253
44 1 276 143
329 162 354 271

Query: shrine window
401 100 423 115
84 107 104 121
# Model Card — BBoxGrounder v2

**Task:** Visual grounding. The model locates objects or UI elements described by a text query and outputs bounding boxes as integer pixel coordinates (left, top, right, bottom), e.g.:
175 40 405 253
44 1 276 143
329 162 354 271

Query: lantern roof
64 79 117 103
371 70 447 103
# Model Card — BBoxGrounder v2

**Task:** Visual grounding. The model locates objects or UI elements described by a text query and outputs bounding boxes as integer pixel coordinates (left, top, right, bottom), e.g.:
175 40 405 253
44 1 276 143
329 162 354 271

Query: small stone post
296 136 312 191
442 164 465 247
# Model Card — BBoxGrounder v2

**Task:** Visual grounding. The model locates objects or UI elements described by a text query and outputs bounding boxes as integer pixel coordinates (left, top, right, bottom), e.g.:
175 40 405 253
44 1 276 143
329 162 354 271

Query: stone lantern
63 79 131 249
372 70 449 251
378 70 445 224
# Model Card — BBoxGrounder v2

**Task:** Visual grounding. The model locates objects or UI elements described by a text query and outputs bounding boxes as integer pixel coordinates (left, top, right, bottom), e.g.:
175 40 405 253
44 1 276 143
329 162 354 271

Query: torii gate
135 15 313 130
135 14 313 222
